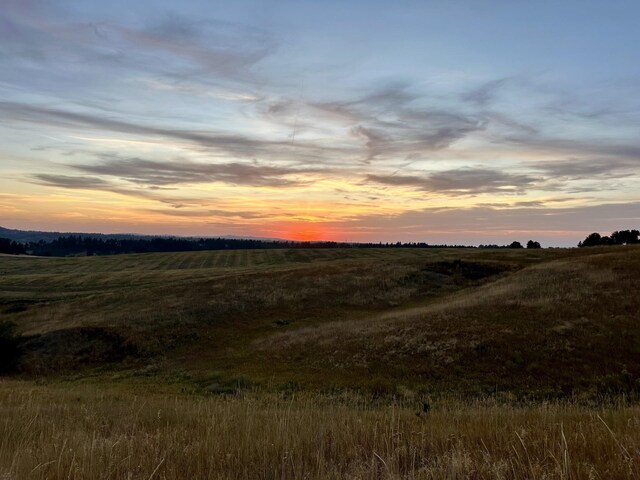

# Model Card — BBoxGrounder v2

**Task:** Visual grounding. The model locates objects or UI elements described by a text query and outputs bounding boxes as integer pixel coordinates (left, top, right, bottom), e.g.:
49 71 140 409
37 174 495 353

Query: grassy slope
1 247 639 395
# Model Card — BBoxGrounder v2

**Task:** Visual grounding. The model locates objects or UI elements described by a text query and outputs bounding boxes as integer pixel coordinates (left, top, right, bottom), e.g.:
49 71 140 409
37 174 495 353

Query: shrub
526 240 541 249
0 320 21 374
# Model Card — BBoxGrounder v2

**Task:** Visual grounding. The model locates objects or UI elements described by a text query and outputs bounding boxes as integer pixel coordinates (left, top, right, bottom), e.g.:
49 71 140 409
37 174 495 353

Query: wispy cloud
32 173 207 208
0 101 346 162
533 157 640 179
73 156 320 187
366 168 542 195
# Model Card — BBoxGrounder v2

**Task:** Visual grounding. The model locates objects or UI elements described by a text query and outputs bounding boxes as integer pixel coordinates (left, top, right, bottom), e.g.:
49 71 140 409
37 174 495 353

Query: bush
0 320 21 374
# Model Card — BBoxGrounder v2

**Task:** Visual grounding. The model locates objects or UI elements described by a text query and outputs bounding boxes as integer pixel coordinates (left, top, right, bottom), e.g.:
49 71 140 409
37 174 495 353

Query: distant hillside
0 226 281 244
0 225 468 256
0 226 149 243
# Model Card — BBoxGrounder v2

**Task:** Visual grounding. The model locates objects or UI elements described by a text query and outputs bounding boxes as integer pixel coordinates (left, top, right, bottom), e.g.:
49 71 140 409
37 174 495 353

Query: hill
1 246 638 396
0 225 149 243
0 225 281 244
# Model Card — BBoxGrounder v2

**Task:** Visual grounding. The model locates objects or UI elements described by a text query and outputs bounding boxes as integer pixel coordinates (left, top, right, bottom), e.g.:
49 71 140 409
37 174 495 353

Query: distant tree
579 232 602 247
526 240 541 249
600 236 613 245
610 229 640 245
0 238 26 255
579 230 640 247
509 241 523 249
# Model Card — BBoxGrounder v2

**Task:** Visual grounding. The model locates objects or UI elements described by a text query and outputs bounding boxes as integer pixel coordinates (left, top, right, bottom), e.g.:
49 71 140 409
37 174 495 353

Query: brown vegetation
1 247 640 478
0 381 639 479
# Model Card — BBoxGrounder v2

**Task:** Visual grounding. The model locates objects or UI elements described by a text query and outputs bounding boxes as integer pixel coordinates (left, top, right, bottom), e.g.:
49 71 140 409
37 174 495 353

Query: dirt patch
425 260 514 281
19 326 142 374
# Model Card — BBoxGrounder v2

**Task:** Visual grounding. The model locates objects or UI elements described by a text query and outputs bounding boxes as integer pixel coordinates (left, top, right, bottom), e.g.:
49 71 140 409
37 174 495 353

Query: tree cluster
578 229 639 247
479 240 541 249
0 238 26 255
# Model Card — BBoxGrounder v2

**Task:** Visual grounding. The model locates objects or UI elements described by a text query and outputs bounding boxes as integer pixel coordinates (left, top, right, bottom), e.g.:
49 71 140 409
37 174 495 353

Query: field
1 246 640 478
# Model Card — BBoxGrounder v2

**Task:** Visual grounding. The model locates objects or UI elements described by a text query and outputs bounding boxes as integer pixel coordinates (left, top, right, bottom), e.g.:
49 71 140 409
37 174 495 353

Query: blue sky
1 0 639 245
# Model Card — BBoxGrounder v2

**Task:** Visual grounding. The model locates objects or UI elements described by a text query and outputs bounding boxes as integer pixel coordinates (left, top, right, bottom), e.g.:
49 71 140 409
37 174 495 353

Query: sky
1 0 639 246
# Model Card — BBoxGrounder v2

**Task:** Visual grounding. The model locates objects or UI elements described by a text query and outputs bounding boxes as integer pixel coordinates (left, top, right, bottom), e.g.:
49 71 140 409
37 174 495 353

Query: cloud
309 84 486 161
354 81 418 108
366 168 541 195
31 173 206 208
115 16 276 80
72 156 319 187
534 157 640 179
141 208 267 220
461 78 511 106
350 126 390 160
0 4 275 84
32 174 112 190
0 101 346 162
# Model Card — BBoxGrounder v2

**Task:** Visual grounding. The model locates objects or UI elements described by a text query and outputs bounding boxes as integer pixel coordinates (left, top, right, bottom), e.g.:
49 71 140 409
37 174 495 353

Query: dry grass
1 248 639 478
255 247 640 394
0 380 639 479
1 246 639 394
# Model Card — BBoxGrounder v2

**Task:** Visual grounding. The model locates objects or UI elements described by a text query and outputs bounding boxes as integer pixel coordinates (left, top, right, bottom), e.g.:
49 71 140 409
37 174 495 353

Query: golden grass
254 247 640 393
2 246 639 393
0 381 638 479
260 256 619 349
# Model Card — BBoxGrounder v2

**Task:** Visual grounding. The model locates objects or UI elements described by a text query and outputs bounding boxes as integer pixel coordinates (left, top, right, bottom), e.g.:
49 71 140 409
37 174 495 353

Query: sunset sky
1 1 639 245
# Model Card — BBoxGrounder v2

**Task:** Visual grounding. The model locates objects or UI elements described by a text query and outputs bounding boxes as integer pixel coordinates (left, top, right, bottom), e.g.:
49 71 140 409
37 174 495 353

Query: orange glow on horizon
275 222 343 242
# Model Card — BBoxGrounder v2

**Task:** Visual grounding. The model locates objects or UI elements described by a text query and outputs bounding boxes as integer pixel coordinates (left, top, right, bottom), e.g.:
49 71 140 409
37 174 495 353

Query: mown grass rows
0 248 469 277
0 249 453 295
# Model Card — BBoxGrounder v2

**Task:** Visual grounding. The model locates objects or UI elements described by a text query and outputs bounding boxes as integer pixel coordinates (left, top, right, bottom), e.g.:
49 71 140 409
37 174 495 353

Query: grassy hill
2 247 640 479
2 246 638 397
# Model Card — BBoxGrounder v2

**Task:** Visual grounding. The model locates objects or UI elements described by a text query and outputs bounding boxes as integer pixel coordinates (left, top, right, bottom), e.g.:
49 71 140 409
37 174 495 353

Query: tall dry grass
0 381 639 479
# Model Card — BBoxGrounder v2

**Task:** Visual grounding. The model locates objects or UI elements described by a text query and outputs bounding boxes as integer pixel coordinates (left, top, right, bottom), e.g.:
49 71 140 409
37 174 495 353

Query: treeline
4 235 472 257
0 238 27 255
479 240 541 249
578 229 639 247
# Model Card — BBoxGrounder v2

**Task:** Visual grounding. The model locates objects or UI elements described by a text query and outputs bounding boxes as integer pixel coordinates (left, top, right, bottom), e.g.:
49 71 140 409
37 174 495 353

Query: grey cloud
142 208 267 220
481 111 538 135
116 16 275 80
309 85 486 161
31 173 176 204
350 126 390 161
461 78 510 106
73 156 318 187
354 82 418 108
0 4 275 84
32 173 207 208
366 168 541 195
32 174 112 190
507 133 640 160
534 158 640 179
475 197 586 208
0 102 346 162
308 101 362 123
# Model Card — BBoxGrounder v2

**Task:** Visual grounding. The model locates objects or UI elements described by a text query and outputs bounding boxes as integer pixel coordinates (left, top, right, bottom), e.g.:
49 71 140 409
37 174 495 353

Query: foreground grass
0 381 639 479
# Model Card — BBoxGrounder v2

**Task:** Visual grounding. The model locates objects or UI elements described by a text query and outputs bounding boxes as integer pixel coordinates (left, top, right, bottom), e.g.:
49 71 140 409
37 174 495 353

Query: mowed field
1 246 640 479
1 246 639 394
